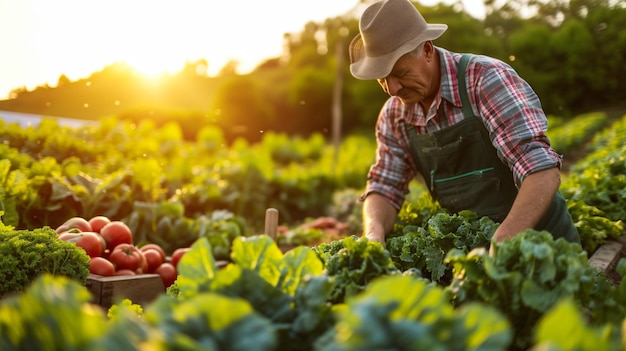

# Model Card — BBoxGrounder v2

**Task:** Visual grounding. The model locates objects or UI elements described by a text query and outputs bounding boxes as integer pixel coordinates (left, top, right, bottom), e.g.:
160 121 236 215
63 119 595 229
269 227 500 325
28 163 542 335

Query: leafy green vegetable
389 190 441 238
558 115 626 253
127 202 247 258
445 229 619 350
0 159 29 227
0 224 90 297
314 235 400 304
566 199 624 253
107 298 144 321
144 292 277 351
175 236 221 298
533 298 623 351
319 275 512 351
386 211 496 283
174 235 335 351
0 274 149 351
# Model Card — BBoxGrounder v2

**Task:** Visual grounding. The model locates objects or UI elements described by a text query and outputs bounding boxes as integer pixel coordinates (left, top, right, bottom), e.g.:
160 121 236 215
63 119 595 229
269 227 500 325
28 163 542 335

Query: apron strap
437 54 475 121
457 54 475 118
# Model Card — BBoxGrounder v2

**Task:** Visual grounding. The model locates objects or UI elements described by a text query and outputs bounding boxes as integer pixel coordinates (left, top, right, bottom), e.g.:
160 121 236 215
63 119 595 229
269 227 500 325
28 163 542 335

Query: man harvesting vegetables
351 0 580 251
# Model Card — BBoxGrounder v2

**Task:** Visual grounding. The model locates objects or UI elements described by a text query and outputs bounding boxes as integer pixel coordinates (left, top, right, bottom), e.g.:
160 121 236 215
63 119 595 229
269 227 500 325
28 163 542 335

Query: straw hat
349 0 447 80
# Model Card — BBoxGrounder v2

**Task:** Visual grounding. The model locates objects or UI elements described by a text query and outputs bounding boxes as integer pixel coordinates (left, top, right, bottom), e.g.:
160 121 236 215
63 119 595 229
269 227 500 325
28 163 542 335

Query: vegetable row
0 112 624 258
2 225 625 351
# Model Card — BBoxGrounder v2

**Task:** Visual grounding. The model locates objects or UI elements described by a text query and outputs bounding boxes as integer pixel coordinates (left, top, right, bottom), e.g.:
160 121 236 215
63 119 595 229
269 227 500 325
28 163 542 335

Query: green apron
405 54 579 243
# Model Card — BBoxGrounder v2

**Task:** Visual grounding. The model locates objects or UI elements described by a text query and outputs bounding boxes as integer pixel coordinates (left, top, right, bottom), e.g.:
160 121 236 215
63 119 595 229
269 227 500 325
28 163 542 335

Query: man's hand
365 231 386 247
489 226 518 256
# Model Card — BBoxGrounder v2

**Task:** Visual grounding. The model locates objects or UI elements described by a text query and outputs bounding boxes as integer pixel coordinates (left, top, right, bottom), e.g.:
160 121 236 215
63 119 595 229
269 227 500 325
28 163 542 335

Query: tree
217 60 240 77
508 0 626 113
211 76 275 143
420 3 505 59
57 74 71 87
182 59 208 77
288 66 334 136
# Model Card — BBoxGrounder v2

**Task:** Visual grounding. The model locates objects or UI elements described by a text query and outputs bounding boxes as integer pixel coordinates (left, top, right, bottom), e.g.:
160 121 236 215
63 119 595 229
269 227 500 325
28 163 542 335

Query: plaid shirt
363 47 562 210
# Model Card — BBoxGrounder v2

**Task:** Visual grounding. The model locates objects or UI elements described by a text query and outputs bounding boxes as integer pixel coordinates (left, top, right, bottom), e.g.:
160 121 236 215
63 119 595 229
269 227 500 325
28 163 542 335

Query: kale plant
314 235 400 304
386 210 497 284
0 224 90 297
445 229 621 350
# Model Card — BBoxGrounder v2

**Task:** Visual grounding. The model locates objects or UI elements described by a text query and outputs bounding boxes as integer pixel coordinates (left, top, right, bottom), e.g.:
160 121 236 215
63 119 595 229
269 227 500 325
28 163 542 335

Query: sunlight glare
123 58 182 80
3 0 456 99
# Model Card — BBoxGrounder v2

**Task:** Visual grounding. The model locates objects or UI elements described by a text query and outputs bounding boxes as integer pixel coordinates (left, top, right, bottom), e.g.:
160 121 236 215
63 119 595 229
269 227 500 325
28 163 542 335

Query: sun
123 57 184 80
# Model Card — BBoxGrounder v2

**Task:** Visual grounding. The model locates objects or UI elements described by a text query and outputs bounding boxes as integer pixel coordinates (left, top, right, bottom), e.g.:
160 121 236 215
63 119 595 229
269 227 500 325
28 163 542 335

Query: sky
0 0 485 100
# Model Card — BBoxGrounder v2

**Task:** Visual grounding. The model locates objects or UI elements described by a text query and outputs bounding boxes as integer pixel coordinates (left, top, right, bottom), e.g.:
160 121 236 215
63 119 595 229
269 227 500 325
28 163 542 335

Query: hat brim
350 24 447 80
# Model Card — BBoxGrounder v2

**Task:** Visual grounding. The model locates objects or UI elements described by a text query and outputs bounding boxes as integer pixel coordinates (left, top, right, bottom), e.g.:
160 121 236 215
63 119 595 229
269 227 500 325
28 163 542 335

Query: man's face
377 45 434 106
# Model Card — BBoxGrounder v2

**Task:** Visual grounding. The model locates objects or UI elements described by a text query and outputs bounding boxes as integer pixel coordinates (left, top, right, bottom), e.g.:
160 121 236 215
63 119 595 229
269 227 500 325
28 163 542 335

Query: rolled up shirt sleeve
360 99 417 210
472 60 562 187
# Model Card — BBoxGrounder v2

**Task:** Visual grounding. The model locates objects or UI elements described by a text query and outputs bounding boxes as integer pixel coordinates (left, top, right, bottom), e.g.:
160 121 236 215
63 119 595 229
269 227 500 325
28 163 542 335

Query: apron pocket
432 168 512 222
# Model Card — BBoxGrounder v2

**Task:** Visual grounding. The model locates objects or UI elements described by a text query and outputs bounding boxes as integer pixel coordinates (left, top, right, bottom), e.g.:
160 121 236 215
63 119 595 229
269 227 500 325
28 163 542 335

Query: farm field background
1 108 624 252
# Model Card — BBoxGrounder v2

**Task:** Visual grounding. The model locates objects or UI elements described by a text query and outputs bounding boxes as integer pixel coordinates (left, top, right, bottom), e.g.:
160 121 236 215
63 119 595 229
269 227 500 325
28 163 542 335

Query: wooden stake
264 208 279 241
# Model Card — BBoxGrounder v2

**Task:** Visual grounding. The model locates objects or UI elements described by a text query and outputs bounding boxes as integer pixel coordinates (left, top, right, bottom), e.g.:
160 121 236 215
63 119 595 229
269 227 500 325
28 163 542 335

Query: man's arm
491 167 560 245
362 193 398 246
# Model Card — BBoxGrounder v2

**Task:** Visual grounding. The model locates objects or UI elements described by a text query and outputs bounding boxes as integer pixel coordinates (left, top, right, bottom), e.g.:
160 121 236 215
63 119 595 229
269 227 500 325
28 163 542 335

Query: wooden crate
86 273 165 309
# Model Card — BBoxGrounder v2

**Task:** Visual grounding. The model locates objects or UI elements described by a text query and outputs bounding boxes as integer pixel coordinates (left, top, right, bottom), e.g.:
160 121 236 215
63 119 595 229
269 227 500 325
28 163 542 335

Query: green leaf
534 298 617 350
455 303 512 351
328 275 511 350
280 246 324 296
231 235 283 286
131 158 163 201
520 279 560 312
0 196 19 227
617 258 626 277
360 275 454 322
0 274 109 350
146 292 277 351
217 267 294 323
177 237 218 297
291 275 335 336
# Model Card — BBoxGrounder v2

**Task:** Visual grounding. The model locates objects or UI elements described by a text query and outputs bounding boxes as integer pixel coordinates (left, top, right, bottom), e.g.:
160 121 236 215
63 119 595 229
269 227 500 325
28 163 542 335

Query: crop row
2 225 625 350
546 112 608 154
0 117 374 234
559 113 626 252
0 112 625 257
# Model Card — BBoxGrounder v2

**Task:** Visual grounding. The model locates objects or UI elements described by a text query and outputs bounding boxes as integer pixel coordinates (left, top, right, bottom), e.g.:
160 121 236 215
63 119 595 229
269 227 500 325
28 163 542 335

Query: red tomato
59 231 105 258
109 243 145 272
88 215 111 233
90 257 115 277
140 243 166 261
115 269 136 276
142 248 164 273
100 221 133 250
155 263 177 288
137 250 148 274
171 247 191 269
55 217 92 234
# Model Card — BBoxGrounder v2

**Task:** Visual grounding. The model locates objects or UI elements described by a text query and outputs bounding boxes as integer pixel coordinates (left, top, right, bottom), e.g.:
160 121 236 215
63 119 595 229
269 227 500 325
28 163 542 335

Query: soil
561 144 589 173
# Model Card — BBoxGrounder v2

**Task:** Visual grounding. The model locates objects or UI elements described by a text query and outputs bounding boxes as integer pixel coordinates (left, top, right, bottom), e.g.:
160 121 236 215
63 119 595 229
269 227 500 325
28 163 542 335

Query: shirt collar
436 46 463 109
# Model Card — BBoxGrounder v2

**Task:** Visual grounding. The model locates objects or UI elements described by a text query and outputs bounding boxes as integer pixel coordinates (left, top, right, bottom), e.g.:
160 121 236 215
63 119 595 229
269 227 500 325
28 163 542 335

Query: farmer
350 0 580 250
